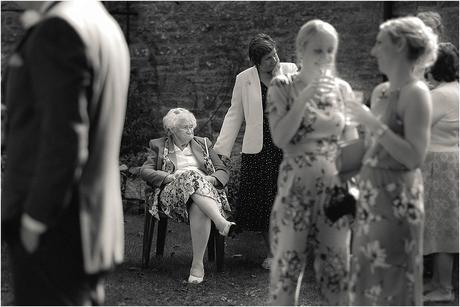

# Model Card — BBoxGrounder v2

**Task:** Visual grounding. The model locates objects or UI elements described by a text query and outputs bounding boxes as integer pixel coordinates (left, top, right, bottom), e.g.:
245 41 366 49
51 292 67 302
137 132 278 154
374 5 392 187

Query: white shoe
261 257 273 270
219 222 236 237
423 288 454 303
187 274 204 284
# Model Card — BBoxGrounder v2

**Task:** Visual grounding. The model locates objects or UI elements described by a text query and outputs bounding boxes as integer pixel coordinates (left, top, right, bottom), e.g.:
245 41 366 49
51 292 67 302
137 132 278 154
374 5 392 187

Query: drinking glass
317 64 336 104
343 90 364 126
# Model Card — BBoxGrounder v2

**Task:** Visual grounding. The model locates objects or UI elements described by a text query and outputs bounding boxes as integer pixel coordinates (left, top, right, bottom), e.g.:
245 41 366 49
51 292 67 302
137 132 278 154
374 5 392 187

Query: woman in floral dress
345 17 438 305
267 19 358 305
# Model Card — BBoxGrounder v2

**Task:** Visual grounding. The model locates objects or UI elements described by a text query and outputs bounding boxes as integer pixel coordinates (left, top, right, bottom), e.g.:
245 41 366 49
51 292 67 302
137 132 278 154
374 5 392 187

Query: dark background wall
2 1 459 164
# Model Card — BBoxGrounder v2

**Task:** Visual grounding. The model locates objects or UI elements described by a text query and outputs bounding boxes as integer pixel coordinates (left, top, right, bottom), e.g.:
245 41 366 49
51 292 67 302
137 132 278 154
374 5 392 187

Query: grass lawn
1 210 320 306
104 210 321 306
2 208 458 306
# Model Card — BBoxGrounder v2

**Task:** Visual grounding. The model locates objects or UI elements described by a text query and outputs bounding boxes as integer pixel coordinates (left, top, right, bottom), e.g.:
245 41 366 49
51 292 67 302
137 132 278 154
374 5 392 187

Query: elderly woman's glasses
178 125 194 132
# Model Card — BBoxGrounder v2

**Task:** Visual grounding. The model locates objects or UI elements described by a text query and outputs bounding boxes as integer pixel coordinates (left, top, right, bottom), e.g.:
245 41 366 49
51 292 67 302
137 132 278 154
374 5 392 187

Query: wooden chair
141 202 226 272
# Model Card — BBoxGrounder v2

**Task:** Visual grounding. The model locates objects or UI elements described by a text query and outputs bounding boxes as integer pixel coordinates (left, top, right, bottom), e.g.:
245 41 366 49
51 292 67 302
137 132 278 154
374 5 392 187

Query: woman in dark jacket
141 108 235 284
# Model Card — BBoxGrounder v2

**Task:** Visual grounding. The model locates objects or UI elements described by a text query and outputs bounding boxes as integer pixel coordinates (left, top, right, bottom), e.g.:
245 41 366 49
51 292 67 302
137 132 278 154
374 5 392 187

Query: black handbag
324 184 357 223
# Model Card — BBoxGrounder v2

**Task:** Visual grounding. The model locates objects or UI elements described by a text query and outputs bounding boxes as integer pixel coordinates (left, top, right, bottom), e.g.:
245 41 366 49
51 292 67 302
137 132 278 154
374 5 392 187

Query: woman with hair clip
345 16 438 305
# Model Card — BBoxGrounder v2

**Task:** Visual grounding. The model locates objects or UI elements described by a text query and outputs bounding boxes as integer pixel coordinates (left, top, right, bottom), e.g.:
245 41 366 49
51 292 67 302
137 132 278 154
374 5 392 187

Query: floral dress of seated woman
146 137 231 224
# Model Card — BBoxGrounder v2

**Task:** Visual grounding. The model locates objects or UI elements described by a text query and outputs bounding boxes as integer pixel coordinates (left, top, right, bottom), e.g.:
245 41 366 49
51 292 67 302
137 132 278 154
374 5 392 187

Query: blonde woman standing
267 20 358 305
346 17 438 305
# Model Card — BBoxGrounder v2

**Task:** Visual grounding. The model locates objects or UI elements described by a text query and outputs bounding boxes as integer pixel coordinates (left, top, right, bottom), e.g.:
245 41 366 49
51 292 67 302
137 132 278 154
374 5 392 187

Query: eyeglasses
178 125 194 132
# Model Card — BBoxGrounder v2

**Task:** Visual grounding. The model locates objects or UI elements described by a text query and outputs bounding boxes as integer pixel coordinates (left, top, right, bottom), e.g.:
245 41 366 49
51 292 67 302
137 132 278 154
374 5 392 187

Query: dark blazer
2 0 130 274
141 136 229 188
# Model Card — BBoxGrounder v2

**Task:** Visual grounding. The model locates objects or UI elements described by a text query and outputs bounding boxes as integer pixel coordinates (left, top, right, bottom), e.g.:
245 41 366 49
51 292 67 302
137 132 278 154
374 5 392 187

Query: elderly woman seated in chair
140 107 236 284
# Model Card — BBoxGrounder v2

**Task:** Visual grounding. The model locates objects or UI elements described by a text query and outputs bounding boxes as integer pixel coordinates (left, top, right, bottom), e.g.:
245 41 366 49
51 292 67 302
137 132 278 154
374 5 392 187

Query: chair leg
215 230 225 272
142 210 155 268
156 215 168 256
207 223 216 262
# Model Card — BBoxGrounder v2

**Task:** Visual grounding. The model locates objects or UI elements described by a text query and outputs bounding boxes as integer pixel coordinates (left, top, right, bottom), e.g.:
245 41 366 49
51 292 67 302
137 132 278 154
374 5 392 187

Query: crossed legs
190 194 230 233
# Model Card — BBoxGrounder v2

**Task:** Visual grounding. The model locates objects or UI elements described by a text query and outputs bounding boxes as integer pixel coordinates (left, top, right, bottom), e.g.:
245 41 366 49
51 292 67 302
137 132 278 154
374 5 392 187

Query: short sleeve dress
267 73 352 305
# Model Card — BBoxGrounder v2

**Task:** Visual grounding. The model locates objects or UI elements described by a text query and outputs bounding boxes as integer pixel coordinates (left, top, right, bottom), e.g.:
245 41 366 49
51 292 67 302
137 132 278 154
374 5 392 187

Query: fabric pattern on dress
267 73 351 305
349 83 425 306
422 151 459 254
146 137 231 223
236 81 283 232
422 81 459 255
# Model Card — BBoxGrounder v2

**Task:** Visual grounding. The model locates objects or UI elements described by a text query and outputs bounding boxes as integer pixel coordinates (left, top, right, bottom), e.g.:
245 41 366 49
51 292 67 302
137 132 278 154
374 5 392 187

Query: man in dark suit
2 1 130 304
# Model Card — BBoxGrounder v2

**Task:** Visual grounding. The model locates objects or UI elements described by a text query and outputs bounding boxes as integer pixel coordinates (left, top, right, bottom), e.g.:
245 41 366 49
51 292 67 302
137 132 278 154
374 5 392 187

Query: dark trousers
5 199 105 306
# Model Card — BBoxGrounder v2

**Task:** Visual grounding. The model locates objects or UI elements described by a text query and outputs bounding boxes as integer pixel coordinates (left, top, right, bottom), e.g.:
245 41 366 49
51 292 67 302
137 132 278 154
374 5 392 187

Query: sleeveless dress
267 73 351 305
349 84 424 305
236 82 283 232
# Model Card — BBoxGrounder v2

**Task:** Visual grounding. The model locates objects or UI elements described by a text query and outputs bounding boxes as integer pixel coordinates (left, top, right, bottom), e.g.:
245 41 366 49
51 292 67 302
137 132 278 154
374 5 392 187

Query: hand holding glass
316 65 336 102
343 90 364 126
344 91 371 126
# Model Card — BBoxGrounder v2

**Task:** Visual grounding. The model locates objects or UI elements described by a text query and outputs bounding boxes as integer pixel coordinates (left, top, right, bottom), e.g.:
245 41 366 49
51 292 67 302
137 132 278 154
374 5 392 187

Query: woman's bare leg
188 203 211 277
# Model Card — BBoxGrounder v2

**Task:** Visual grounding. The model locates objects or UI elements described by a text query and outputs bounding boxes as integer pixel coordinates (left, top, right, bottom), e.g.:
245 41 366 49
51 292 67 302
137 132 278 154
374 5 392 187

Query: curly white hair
162 108 197 133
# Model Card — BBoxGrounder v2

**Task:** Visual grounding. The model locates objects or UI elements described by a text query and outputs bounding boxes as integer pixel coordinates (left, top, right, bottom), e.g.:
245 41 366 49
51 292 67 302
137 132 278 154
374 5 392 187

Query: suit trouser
6 199 105 306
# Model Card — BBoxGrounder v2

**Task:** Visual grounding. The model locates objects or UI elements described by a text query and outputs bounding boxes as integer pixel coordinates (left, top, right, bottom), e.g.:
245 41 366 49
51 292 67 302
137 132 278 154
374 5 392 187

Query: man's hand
20 226 40 253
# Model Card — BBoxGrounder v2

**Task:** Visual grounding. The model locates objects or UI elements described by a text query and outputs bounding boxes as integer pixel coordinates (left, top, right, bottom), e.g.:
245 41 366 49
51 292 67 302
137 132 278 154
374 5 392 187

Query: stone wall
2 1 459 160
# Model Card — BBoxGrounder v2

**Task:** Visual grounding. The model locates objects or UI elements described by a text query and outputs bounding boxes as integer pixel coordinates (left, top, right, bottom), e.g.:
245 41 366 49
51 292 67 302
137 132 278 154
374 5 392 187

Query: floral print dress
349 83 424 306
146 137 231 223
267 73 352 305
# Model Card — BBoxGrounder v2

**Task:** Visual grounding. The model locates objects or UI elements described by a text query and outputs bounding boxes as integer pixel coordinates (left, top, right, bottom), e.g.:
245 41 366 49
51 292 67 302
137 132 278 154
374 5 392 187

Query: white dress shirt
174 144 206 176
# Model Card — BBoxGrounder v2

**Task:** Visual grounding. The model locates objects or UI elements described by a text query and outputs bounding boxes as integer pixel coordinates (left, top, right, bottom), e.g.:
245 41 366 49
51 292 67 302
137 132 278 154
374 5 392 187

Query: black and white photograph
1 0 459 305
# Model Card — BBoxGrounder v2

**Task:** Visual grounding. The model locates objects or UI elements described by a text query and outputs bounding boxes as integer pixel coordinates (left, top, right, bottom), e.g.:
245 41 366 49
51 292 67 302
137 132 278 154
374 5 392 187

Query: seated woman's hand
204 175 217 186
163 174 175 185
218 155 232 168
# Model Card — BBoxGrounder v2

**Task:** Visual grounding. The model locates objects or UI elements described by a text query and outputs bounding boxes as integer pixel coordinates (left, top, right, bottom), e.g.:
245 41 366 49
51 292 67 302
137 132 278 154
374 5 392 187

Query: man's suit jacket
140 136 229 188
2 0 130 274
213 62 298 157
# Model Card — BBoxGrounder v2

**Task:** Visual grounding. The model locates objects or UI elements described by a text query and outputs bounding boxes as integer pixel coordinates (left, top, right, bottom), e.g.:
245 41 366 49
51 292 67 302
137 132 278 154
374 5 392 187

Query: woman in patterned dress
140 108 235 284
214 34 297 269
267 20 358 305
345 17 438 305
422 42 459 303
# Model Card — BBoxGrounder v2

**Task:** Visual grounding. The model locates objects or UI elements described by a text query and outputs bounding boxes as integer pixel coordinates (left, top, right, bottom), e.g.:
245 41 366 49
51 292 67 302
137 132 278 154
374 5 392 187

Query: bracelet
374 123 389 139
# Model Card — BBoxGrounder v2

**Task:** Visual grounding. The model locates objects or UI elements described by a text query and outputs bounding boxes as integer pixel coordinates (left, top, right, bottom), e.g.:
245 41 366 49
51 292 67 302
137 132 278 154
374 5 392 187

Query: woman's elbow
270 127 289 148
272 134 287 149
